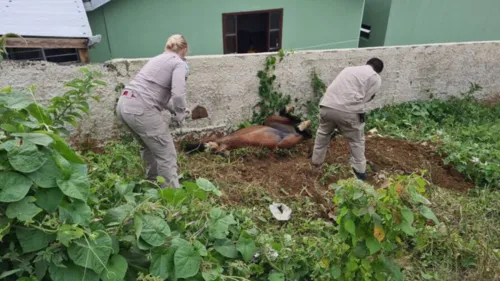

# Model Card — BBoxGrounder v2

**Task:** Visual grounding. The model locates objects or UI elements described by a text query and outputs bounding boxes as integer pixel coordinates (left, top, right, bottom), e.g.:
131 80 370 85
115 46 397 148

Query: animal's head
205 142 219 151
297 120 313 139
297 120 312 131
285 104 295 114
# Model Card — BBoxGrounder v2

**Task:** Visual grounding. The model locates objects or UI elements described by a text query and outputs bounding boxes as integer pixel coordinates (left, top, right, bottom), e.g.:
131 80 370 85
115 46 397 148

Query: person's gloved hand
184 108 192 120
171 108 192 127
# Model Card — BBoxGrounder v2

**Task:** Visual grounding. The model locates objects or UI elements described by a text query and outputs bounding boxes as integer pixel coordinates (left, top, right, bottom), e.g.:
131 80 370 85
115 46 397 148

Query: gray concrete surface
1 40 499 141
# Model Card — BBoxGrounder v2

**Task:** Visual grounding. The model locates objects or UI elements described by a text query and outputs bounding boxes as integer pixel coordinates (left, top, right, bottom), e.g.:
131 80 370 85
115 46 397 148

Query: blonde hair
165 34 188 53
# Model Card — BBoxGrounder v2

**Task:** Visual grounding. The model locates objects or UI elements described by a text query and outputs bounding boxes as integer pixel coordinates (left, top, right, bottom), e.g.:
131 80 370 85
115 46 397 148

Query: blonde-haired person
116 34 191 189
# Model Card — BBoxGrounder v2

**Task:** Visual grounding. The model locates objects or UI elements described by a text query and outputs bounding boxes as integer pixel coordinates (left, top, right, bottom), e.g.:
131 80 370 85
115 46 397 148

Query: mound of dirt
177 135 474 204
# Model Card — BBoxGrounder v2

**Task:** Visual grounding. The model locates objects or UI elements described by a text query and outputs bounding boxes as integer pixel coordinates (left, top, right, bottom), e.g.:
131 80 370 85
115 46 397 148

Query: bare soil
178 134 474 205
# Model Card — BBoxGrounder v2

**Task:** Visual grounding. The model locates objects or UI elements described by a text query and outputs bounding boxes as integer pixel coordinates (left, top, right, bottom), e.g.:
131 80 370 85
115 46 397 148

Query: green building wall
87 0 365 62
358 0 392 48
361 0 500 47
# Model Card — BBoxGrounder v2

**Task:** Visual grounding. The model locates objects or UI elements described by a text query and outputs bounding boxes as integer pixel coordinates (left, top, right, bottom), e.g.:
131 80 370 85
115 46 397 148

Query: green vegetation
367 83 500 189
1 51 499 281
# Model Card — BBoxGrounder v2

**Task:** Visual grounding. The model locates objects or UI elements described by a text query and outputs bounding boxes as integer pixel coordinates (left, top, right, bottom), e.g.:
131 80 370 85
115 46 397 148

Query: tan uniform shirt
125 50 189 121
320 65 381 114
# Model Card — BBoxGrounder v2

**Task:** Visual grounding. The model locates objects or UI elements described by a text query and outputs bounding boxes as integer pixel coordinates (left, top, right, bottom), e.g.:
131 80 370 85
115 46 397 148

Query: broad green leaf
48 262 99 281
379 255 404 281
27 152 62 188
268 272 285 281
1 93 33 109
16 228 56 253
214 239 238 258
137 237 153 251
236 236 257 262
110 235 120 254
196 178 222 196
0 269 22 279
42 132 84 164
174 245 201 279
0 140 18 152
208 208 237 239
59 199 91 226
101 255 128 281
0 170 33 202
171 237 192 249
57 224 85 247
184 181 208 200
11 133 53 146
401 208 414 225
5 196 42 222
57 163 90 202
160 188 188 205
344 219 356 235
68 231 113 275
0 123 17 132
134 214 143 240
194 240 208 257
8 141 48 173
420 206 439 224
412 192 431 206
26 103 52 125
365 236 382 255
399 220 415 236
331 266 341 279
140 215 171 247
150 247 175 279
353 191 363 200
196 177 216 191
34 260 48 280
35 188 63 212
0 151 11 170
103 204 134 226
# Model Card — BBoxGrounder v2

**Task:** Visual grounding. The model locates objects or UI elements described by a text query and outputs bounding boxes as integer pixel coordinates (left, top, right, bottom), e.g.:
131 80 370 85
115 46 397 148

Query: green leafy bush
329 173 439 281
0 68 107 280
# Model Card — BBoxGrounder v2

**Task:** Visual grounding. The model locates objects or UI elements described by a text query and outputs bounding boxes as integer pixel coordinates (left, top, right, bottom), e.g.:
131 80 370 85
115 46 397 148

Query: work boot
353 168 367 181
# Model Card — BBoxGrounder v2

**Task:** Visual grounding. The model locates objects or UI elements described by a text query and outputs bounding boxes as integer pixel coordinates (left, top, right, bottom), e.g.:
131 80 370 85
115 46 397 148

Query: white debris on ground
269 203 292 221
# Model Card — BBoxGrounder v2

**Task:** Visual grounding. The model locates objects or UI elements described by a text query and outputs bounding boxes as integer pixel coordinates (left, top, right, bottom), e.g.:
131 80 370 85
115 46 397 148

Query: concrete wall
1 41 500 141
86 0 365 62
384 0 500 46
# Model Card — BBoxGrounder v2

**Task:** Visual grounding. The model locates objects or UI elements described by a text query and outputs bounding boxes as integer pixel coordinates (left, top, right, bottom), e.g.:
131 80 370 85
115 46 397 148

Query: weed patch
367 84 500 188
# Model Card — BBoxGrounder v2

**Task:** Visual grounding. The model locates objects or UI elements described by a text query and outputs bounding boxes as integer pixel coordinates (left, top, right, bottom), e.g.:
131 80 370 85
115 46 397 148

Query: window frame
5 47 82 64
222 8 284 54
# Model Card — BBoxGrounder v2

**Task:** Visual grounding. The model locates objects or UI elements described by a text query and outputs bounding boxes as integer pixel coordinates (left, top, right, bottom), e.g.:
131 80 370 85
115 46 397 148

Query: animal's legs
276 135 304 149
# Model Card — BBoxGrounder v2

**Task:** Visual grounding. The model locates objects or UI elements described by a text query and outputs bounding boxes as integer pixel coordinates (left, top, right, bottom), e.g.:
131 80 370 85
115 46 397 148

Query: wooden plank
6 37 88 49
78 48 90 63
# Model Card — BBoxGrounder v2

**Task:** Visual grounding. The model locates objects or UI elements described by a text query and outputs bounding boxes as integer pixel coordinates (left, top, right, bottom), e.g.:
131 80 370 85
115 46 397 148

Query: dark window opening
360 24 371 40
222 9 283 54
5 47 81 64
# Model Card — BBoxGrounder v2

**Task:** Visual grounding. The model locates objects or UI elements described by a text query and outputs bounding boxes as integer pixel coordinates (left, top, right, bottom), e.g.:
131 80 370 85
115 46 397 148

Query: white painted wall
1 41 499 141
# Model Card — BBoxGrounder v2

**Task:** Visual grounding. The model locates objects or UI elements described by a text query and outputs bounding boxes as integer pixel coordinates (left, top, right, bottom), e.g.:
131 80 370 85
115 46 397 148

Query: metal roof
0 0 92 38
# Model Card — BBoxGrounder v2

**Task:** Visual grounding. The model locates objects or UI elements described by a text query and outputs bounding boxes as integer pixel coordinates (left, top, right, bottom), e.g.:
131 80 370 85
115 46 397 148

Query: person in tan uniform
311 58 384 180
115 34 191 188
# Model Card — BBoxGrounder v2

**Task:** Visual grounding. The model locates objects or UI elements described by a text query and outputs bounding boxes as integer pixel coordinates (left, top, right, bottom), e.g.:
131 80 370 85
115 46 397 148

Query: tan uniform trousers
312 106 366 173
115 91 180 188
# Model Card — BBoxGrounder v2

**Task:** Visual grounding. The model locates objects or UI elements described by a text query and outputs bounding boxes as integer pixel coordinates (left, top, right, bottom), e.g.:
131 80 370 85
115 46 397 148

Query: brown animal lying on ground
181 105 313 155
